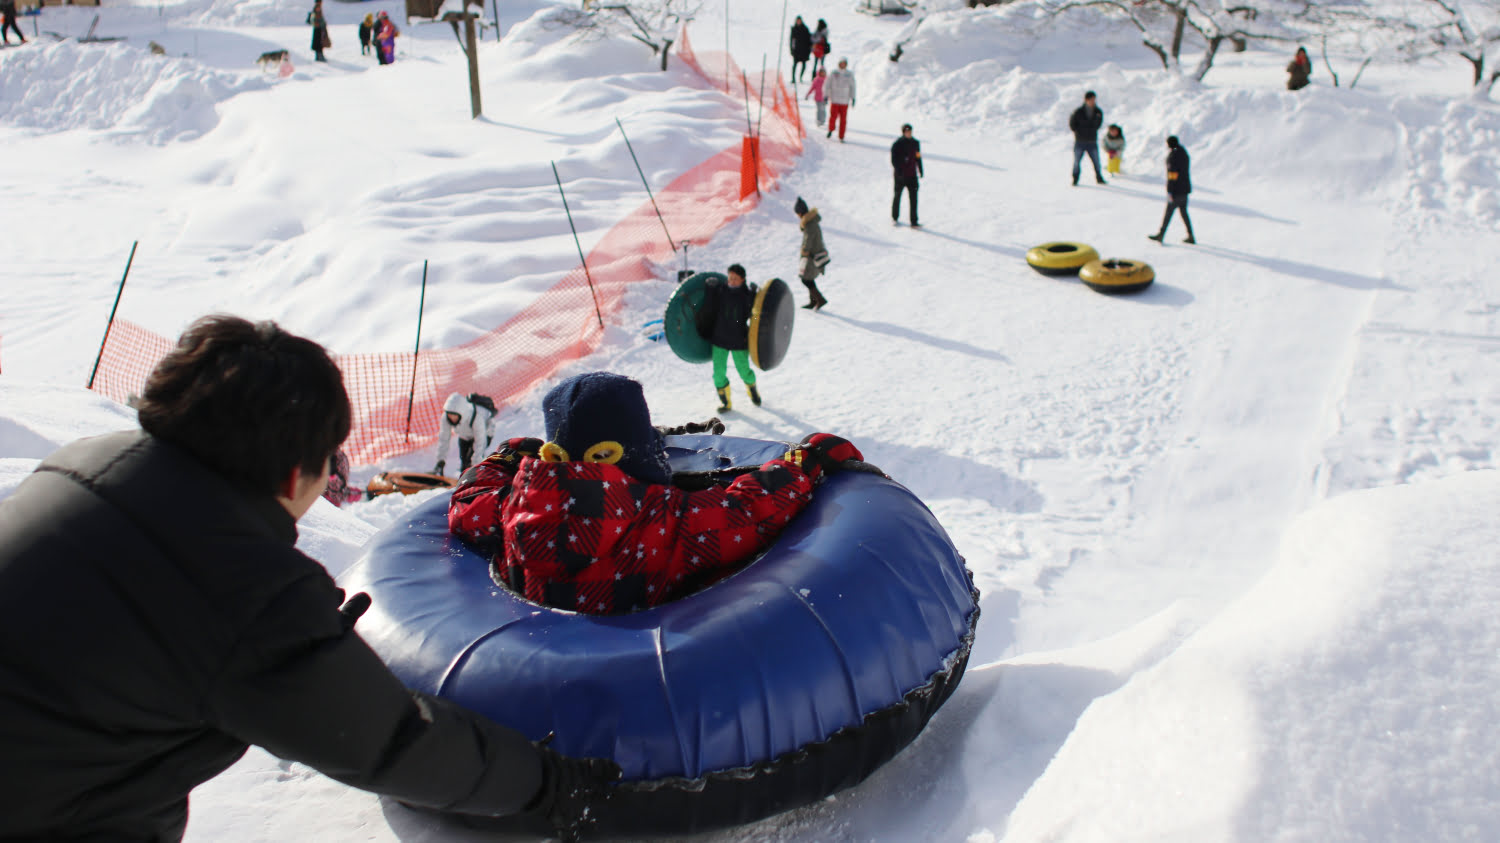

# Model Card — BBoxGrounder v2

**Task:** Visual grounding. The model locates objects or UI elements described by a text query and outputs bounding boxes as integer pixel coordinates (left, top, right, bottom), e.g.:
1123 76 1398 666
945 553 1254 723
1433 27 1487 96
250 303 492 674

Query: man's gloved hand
480 438 544 472
433 460 446 476
337 592 371 631
526 740 623 840
655 417 726 437
799 433 864 476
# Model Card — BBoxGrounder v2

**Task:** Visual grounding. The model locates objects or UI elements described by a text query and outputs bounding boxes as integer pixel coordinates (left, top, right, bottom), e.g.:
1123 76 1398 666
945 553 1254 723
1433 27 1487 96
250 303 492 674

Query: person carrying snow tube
697 263 761 412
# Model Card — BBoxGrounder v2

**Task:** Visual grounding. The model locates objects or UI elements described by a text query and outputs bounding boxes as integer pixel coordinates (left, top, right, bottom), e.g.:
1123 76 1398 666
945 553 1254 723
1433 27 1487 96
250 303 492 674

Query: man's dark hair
727 263 747 280
901 123 913 132
1084 90 1096 99
137 315 351 497
1167 135 1180 148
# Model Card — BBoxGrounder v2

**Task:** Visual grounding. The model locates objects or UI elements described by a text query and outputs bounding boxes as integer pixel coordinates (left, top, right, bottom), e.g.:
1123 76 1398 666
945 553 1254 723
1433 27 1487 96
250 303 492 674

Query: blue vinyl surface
340 435 978 781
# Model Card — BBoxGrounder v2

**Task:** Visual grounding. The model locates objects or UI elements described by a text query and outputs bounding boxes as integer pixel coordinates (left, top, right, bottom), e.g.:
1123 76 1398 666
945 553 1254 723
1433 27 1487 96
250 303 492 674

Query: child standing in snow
1103 124 1125 175
358 14 374 56
805 68 828 127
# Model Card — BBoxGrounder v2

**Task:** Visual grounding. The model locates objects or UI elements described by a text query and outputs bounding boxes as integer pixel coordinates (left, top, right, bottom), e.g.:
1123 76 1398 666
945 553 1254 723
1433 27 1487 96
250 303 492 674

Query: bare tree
1416 0 1500 96
563 0 702 70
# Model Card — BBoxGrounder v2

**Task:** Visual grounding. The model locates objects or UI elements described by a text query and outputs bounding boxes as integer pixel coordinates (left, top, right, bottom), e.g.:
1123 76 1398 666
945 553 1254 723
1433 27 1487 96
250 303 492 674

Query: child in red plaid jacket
449 372 862 614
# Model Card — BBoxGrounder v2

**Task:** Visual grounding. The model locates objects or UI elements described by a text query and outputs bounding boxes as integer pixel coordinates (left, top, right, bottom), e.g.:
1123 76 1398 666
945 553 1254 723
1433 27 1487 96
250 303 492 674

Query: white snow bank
0 40 266 142
1000 469 1500 842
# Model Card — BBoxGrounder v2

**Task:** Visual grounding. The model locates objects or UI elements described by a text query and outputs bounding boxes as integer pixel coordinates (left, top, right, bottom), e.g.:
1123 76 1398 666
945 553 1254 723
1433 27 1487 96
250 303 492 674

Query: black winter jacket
698 280 755 350
891 135 923 179
0 432 545 842
790 22 811 61
1166 145 1191 195
1069 104 1104 143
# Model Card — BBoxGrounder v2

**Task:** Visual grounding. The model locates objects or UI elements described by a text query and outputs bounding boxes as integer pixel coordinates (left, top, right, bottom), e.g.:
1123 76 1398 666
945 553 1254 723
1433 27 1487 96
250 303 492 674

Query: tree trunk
1144 38 1169 70
1193 34 1222 81
660 37 673 71
1169 5 1187 63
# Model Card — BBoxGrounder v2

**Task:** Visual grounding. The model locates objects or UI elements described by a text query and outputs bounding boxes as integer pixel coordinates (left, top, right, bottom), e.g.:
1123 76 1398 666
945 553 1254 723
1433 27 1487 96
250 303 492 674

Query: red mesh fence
86 26 803 466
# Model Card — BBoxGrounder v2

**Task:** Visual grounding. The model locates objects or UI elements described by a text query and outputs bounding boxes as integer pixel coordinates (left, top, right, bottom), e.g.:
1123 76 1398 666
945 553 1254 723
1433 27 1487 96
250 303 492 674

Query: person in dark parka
789 16 812 83
359 13 375 56
0 315 619 842
891 122 923 227
1149 135 1195 244
1068 90 1106 186
1287 46 1312 90
1 0 26 46
697 263 761 412
308 0 328 62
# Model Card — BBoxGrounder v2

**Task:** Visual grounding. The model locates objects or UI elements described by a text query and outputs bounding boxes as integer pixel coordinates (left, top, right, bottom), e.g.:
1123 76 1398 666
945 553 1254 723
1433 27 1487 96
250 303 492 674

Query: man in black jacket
789 16 812 83
697 263 761 412
1068 90 1106 186
1148 135 1196 244
891 123 923 227
0 315 618 842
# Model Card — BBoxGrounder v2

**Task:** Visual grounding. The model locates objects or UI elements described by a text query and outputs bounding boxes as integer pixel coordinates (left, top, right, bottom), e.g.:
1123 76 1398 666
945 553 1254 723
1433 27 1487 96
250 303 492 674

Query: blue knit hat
540 372 670 485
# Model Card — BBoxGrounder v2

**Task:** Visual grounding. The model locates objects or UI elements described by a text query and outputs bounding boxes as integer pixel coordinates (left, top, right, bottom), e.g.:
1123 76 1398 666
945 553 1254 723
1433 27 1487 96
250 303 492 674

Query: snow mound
0 40 265 142
1001 470 1500 841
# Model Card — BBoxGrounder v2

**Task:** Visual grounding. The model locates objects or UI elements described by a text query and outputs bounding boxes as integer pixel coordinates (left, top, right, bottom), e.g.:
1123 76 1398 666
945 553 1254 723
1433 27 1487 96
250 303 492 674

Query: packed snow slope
2 1 1499 841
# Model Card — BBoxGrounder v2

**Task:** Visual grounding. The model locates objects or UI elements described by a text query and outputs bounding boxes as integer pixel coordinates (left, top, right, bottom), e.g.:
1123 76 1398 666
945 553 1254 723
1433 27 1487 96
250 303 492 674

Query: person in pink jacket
804 68 828 127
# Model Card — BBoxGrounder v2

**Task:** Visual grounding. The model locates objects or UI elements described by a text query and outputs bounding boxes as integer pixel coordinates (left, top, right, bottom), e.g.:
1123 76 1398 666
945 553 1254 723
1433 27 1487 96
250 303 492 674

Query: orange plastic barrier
87 26 804 466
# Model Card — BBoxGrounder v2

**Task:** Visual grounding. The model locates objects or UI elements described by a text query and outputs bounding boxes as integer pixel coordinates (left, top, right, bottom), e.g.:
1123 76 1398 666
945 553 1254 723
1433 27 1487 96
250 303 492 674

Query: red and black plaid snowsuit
449 438 816 614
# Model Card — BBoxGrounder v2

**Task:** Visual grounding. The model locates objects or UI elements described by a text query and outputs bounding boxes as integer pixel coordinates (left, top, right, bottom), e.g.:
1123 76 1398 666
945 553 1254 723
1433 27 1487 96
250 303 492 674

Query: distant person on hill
0 315 620 842
811 19 829 75
805 67 828 127
1287 46 1311 90
891 122 923 227
697 263 761 412
794 196 830 309
1 0 25 46
1069 90 1106 186
375 10 399 65
449 372 861 614
1148 135 1195 245
307 0 329 62
1103 124 1126 174
790 15 812 83
359 13 374 57
434 392 497 477
826 58 856 142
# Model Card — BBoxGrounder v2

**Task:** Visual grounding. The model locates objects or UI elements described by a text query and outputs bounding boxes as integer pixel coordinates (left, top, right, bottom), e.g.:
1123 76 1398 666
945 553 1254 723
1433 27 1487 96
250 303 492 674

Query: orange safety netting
87 26 803 466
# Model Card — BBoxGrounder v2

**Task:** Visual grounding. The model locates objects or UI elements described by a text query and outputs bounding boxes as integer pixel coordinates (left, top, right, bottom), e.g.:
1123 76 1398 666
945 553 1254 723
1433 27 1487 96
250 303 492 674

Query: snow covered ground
2 0 1498 840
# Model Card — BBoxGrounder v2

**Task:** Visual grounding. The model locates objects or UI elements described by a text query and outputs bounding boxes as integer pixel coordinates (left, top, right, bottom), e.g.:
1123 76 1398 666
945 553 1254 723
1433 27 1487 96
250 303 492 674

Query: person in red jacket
449 372 863 614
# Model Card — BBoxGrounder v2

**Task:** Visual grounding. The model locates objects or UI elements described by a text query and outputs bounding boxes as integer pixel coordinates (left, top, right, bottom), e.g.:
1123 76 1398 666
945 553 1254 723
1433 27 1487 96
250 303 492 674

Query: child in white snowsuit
805 68 828 127
1103 124 1125 175
434 392 496 476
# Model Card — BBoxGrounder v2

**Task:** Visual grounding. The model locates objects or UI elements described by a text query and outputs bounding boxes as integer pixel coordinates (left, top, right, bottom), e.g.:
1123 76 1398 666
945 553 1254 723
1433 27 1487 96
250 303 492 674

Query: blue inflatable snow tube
339 435 979 835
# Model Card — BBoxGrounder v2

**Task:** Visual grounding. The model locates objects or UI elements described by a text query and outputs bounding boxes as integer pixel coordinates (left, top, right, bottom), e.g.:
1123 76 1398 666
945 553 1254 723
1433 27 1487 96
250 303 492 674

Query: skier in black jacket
1148 135 1195 244
697 263 761 412
0 315 619 842
890 122 923 227
1068 90 1106 186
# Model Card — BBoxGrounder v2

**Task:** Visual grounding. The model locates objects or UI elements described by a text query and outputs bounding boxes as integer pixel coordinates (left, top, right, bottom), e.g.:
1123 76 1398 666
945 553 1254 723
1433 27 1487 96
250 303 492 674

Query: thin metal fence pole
86 240 138 391
403 260 428 442
551 162 606 330
616 117 677 252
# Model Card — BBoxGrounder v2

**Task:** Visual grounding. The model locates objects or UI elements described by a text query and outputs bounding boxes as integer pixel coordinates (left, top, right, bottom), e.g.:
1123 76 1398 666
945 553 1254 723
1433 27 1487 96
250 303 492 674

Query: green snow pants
712 346 757 389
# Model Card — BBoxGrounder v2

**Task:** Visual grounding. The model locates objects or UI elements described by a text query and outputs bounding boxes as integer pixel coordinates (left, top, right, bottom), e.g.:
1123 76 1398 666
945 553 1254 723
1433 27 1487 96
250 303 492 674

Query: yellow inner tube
1079 258 1156 290
1025 242 1100 272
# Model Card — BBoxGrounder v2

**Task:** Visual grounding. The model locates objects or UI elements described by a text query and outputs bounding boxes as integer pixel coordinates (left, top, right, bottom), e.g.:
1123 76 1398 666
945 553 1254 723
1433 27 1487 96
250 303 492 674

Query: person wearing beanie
1148 135 1195 244
696 263 760 412
890 123 923 227
1068 90 1107 186
434 391 497 476
449 372 866 614
794 196 830 310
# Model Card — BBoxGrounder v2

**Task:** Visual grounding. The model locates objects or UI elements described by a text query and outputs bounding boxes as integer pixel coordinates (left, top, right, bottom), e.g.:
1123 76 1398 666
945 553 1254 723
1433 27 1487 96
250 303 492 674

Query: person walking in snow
375 10 399 65
805 67 828 127
359 13 374 57
1069 90 1107 186
891 122 923 227
826 58 855 142
790 15 812 83
1286 46 1312 90
0 315 621 842
307 0 329 62
1 0 26 46
811 19 829 75
434 392 497 476
1103 123 1126 175
794 196 830 309
696 263 761 412
1148 135 1195 244
449 371 864 614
